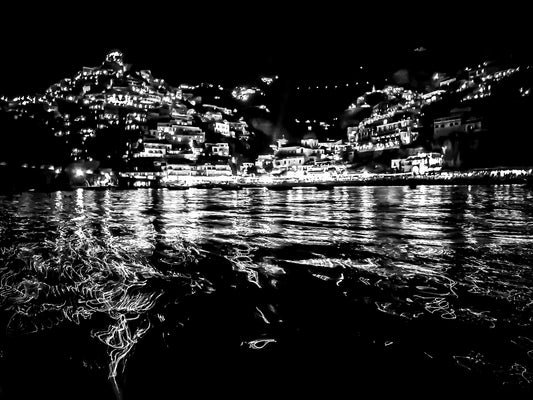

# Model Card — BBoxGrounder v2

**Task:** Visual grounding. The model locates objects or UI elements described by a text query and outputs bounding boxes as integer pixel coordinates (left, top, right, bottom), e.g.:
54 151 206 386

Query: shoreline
1 176 532 194
242 175 533 188
2 167 533 193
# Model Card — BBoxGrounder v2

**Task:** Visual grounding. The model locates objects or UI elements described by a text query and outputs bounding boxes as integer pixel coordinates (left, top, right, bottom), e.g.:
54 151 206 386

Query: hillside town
0 51 532 190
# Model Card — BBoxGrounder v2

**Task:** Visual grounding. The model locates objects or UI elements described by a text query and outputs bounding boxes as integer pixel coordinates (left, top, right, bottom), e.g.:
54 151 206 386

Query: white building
156 123 205 144
135 142 172 158
212 122 230 136
273 156 305 168
170 126 205 144
301 138 319 148
197 163 233 176
164 164 195 179
240 162 255 175
206 143 230 157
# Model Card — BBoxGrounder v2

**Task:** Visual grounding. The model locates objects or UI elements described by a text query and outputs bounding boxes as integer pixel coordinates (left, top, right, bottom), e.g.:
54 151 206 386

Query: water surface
1 185 532 398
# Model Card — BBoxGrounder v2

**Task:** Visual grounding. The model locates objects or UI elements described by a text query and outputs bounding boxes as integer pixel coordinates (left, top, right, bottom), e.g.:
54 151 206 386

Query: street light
74 169 85 177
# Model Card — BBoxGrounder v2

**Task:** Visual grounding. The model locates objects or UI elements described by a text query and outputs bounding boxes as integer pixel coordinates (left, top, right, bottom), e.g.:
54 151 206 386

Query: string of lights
295 81 373 91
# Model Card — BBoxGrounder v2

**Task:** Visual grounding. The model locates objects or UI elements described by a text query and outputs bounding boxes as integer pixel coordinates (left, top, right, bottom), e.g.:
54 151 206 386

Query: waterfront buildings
391 152 443 174
1 49 529 187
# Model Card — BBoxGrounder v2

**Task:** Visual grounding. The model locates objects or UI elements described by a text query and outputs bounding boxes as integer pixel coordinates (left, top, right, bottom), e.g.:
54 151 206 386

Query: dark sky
0 4 530 96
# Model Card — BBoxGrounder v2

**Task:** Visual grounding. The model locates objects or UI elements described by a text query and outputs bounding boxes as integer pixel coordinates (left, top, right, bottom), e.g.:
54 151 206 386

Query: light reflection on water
1 185 533 394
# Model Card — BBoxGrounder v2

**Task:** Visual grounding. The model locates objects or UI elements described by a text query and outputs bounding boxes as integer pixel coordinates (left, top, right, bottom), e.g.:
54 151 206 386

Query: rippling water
1 185 533 398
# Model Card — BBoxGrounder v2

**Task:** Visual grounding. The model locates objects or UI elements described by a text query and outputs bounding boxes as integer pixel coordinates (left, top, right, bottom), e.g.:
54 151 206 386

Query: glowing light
74 169 85 177
244 338 276 350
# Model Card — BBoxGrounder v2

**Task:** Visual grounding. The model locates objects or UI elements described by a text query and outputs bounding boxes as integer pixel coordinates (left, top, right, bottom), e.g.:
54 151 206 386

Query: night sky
0 4 530 96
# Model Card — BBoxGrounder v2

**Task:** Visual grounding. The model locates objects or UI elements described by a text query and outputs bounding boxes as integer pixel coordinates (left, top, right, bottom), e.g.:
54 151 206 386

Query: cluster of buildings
433 108 484 139
344 60 527 169
1 51 530 186
346 85 424 153
253 136 350 178
456 63 521 102
121 115 253 186
2 51 259 186
429 62 523 142
231 85 264 102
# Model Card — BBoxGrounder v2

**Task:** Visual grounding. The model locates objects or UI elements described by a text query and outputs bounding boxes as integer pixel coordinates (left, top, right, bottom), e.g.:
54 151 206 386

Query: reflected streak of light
255 307 270 324
0 190 172 393
359 186 376 242
226 241 261 288
122 190 156 252
74 188 85 218
336 272 344 286
99 190 113 240
54 191 63 212
244 338 276 350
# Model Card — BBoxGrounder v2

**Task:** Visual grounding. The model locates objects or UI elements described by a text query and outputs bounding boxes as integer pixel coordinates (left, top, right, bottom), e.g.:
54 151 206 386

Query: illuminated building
211 121 230 136
346 85 423 154
156 123 205 144
255 154 275 173
204 104 233 116
170 106 192 122
170 126 205 144
163 162 195 180
118 170 163 187
202 111 224 122
273 156 305 169
439 77 457 88
231 86 261 102
196 163 233 176
134 141 172 158
229 121 251 140
433 108 484 139
301 138 319 148
391 153 443 174
348 115 420 153
105 50 125 65
317 139 343 153
458 63 520 102
422 90 446 105
239 162 255 175
205 143 230 157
